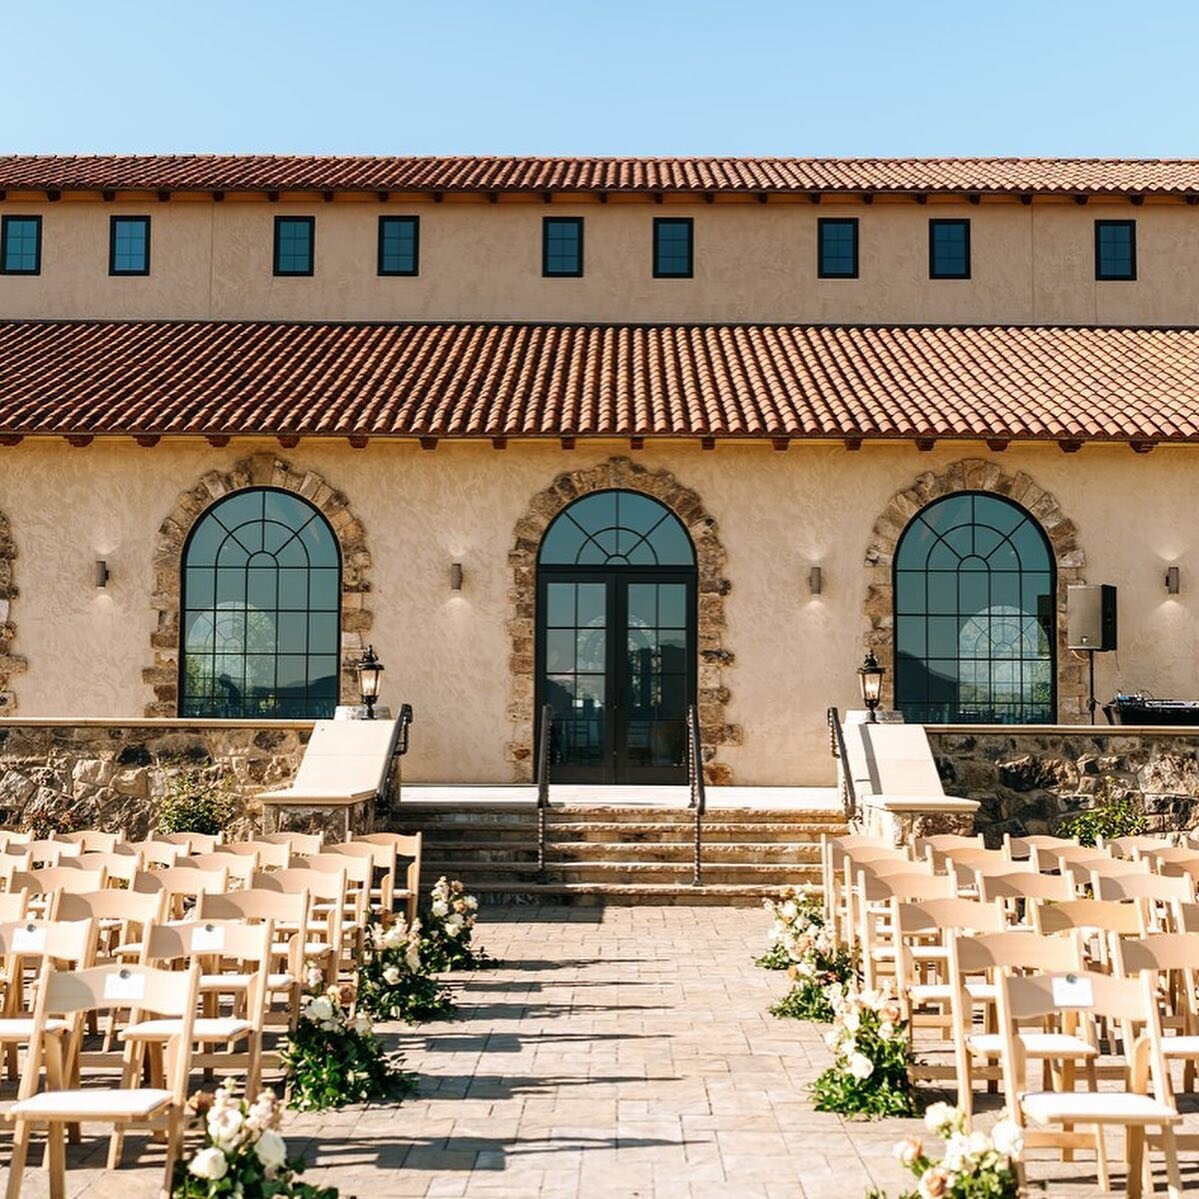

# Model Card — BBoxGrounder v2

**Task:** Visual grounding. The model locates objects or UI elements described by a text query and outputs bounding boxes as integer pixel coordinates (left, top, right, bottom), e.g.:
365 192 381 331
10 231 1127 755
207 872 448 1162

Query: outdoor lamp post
857 650 884 723
356 644 384 719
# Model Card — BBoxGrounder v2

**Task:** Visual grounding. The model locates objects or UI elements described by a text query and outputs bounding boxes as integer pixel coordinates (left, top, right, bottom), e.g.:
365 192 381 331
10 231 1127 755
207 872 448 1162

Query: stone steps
397 801 843 905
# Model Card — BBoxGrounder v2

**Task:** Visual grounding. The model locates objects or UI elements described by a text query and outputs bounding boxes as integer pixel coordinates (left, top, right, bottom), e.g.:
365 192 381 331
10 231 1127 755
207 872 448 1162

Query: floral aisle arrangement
760 887 856 1022
356 913 456 1024
173 1080 339 1198
281 975 414 1111
810 982 916 1117
868 1103 1023 1199
420 876 488 971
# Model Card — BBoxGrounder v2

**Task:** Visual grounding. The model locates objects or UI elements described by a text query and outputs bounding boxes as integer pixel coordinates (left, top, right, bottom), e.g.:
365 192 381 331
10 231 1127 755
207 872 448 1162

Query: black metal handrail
687 704 706 887
826 706 857 822
396 703 414 756
536 703 552 883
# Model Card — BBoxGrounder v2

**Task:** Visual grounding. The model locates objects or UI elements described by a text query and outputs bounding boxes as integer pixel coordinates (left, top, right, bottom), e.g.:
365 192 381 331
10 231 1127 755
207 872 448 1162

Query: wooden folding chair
53 830 124 853
251 867 344 985
133 865 228 920
350 831 423 922
76 851 140 889
132 919 274 1095
857 870 955 991
56 889 166 964
197 889 309 1030
0 918 97 1087
10 867 108 918
293 852 371 967
914 833 984 866
157 831 222 854
977 870 1074 927
258 830 324 856
949 930 1096 1124
1032 842 1113 875
996 969 1182 1198
1104 834 1177 859
4 961 201 1199
1033 899 1143 973
324 839 396 916
1004 833 1078 861
1096 874 1192 933
217 840 291 870
125 840 181 869
190 851 256 889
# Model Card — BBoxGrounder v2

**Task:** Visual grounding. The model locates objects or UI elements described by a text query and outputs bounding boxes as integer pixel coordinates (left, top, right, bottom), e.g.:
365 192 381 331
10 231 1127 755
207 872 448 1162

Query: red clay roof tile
2 320 1199 443
4 155 1199 196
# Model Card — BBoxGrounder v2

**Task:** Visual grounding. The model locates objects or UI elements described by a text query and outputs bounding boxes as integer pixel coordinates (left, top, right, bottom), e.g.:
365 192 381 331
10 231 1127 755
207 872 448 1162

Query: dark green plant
357 915 456 1025
769 944 858 1022
156 767 239 837
1058 775 1146 847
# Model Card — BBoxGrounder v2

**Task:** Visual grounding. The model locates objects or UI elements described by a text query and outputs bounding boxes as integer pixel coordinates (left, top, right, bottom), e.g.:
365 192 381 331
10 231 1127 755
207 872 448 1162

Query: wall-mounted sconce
807 565 823 595
450 562 464 592
1166 565 1181 595
94 559 110 588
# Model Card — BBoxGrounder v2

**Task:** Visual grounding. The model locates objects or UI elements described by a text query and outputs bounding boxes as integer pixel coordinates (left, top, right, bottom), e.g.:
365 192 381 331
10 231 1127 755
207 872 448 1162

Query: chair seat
267 972 295 990
911 982 995 1003
969 1032 1097 1059
9 1087 174 1120
0 1017 69 1039
123 1017 252 1041
870 946 949 962
1162 1036 1199 1058
200 973 251 991
1022 1090 1179 1125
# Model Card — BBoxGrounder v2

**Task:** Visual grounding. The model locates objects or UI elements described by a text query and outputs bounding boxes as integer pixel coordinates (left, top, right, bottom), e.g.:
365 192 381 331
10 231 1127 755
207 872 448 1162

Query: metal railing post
537 703 552 883
688 704 706 887
826 706 858 822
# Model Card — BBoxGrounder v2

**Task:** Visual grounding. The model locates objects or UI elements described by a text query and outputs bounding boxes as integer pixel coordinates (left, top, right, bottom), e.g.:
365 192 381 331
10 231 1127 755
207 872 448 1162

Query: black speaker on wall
1067 584 1118 652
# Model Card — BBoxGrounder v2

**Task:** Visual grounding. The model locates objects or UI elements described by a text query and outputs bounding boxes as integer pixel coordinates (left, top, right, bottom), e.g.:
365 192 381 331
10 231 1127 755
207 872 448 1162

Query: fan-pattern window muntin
537 490 696 567
893 492 1055 724
180 488 341 719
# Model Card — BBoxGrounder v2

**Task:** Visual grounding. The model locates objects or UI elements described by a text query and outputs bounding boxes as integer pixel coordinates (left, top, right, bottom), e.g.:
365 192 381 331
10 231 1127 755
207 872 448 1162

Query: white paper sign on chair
191 923 226 952
1051 973 1094 1008
104 968 147 1002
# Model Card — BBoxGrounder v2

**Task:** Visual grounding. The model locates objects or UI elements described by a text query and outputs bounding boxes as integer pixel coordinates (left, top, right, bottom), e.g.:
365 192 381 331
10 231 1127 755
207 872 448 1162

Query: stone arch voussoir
507 456 740 784
144 455 374 717
0 509 25 714
862 458 1087 721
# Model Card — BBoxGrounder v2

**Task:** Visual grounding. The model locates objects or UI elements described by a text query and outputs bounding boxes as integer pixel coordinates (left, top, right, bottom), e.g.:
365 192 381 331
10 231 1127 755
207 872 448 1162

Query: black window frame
108 215 151 277
377 215 420 277
273 215 315 278
542 216 584 278
817 217 859 279
652 217 694 279
1094 219 1137 281
0 215 42 276
928 218 971 280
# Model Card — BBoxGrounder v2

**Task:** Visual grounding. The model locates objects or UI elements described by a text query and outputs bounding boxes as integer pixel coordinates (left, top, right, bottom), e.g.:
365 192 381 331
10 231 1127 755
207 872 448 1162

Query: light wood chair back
258 830 324 856
821 833 891 932
250 867 345 980
10 867 108 916
76 851 140 888
216 840 291 869
132 865 228 919
1142 845 1199 871
55 888 166 963
324 840 395 914
189 851 256 887
1031 842 1112 873
125 839 181 868
1062 855 1148 891
54 830 124 853
1003 832 1077 861
977 871 1074 924
0 829 33 848
157 831 221 854
23 839 75 868
1103 833 1176 859
350 831 423 921
0 917 98 1016
0 888 28 921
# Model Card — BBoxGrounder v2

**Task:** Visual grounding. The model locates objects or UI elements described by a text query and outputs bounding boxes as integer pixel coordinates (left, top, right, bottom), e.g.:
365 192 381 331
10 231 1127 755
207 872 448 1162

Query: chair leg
1094 1126 1110 1195
47 1121 66 1199
161 1112 182 1199
1127 1125 1145 1199
1161 1124 1184 1199
6 1119 32 1199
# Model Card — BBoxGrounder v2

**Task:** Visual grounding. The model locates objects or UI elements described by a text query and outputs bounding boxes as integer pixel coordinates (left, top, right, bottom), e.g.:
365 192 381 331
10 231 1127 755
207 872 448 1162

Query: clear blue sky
10 1 1199 158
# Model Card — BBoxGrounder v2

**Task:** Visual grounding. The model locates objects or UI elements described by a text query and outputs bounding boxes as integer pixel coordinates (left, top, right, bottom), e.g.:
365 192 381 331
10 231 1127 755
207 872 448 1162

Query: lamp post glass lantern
858 651 884 723
356 645 384 719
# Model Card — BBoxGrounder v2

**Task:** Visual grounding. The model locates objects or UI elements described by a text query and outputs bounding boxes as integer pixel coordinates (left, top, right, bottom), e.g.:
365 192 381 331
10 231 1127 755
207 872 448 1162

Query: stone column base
860 795 979 848
263 798 375 843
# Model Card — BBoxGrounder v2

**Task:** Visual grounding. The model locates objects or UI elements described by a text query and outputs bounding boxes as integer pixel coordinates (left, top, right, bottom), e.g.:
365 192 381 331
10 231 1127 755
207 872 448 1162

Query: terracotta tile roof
1 320 1198 443
4 155 1199 197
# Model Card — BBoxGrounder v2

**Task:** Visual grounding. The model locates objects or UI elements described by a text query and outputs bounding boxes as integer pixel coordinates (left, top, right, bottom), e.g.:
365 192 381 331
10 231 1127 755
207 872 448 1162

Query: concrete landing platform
398 783 840 811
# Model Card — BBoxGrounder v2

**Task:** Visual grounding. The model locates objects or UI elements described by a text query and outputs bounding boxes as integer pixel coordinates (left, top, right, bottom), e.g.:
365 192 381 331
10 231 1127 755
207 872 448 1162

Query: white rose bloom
383 925 407 950
843 1011 860 1033
444 918 463 937
923 1102 959 1134
254 1129 287 1174
466 895 478 910
990 1118 1024 1160
405 943 423 972
432 899 450 918
823 1029 840 1050
306 996 334 1022
780 901 798 920
383 965 401 985
206 1107 245 1151
305 966 325 990
353 1015 373 1037
189 1146 229 1180
847 1052 874 1081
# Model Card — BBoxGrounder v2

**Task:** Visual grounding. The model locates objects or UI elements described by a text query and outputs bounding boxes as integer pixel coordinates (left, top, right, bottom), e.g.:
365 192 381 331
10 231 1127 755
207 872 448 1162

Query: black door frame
535 565 698 785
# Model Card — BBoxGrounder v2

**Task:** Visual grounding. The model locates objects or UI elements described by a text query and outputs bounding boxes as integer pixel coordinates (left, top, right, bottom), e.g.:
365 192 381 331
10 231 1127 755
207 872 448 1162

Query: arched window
181 489 341 719
894 492 1055 724
538 490 695 567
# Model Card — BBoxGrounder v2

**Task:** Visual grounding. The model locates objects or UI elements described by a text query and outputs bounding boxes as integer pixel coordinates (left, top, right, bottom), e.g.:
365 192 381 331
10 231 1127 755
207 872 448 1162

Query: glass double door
537 570 696 785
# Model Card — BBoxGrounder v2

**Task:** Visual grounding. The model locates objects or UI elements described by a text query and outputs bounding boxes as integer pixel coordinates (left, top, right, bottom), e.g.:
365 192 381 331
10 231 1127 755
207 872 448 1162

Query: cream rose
254 1129 287 1173
189 1146 229 1180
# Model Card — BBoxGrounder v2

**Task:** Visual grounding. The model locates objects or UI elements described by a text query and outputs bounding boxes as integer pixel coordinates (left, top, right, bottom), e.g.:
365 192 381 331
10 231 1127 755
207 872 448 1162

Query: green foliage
420 876 489 972
156 767 239 837
281 984 416 1112
1058 775 1147 847
810 987 916 1118
356 915 456 1025
754 941 794 970
769 944 858 1023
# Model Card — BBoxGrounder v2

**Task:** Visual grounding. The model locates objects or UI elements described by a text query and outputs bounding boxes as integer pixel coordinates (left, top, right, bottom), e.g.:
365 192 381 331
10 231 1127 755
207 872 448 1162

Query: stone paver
4 905 1199 1196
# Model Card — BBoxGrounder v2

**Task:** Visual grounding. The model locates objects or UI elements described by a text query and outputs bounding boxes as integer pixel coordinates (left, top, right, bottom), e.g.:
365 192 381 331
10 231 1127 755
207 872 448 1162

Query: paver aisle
4 906 1192 1196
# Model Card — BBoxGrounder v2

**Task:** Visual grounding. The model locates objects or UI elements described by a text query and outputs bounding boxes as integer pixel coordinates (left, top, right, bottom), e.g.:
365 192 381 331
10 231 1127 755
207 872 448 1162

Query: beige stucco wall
4 195 1199 326
0 437 1194 786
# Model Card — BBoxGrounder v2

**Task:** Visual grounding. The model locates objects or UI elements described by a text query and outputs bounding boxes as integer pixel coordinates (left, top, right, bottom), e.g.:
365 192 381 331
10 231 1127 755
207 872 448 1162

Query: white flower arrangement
173 1080 338 1197
422 876 487 971
873 1105 1022 1198
356 912 456 1024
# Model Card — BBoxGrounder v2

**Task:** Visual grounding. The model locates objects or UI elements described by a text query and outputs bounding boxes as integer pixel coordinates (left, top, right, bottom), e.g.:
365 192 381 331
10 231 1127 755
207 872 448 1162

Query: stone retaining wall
0 720 315 839
927 725 1199 842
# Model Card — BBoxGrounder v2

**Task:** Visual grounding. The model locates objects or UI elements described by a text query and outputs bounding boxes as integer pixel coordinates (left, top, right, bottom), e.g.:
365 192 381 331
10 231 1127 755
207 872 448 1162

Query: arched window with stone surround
180 488 341 719
893 491 1055 724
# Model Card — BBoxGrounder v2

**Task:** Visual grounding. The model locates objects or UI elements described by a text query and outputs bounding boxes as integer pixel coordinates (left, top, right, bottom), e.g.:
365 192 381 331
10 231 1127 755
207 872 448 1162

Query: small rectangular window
817 217 858 279
1095 219 1136 281
109 215 150 276
543 217 583 277
0 216 41 275
929 218 970 279
274 216 315 277
653 217 693 278
378 215 419 276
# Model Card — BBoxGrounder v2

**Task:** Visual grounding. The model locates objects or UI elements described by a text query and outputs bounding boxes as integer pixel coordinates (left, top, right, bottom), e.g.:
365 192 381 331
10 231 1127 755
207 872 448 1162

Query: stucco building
1 155 1199 789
